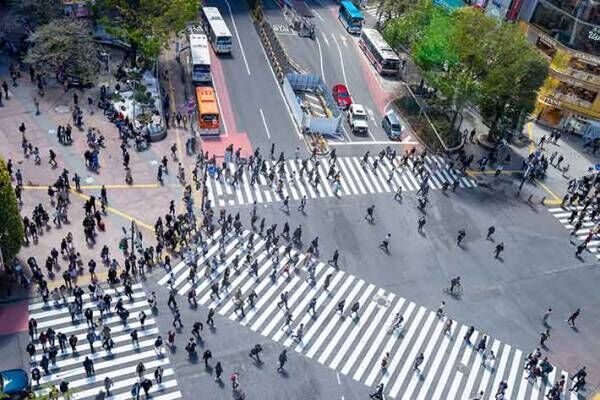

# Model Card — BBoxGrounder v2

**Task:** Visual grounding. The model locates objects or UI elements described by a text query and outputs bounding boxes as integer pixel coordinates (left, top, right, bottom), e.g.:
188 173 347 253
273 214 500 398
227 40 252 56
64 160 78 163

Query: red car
332 84 352 110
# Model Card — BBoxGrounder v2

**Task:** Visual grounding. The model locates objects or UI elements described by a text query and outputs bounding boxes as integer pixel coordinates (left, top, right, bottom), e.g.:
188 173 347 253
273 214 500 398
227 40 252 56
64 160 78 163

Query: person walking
567 308 580 328
539 329 550 347
154 366 163 384
215 361 223 381
277 350 287 372
542 308 552 326
249 344 263 363
417 216 426 233
365 205 375 223
202 349 212 368
369 383 384 399
414 353 424 372
379 233 391 253
494 242 505 259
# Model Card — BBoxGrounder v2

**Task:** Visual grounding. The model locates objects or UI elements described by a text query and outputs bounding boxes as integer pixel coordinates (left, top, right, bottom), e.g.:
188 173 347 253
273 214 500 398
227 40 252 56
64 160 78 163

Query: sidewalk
0 54 186 302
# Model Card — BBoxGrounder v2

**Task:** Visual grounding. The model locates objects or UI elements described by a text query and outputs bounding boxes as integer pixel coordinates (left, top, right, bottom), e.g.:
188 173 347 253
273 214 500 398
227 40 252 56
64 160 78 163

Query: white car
348 104 369 135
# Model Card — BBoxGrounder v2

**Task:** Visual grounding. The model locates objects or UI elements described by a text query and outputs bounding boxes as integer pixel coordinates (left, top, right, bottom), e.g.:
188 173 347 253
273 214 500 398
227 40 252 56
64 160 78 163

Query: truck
348 104 369 135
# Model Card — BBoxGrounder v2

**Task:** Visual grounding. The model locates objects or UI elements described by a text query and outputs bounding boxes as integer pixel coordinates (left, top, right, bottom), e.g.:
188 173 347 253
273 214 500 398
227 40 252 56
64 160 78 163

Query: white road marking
317 36 326 84
332 33 348 88
259 108 271 139
224 0 251 75
321 32 330 47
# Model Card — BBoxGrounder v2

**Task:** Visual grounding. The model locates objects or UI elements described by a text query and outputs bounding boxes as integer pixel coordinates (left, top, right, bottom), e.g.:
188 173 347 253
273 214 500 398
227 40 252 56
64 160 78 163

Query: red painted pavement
204 50 254 158
0 301 29 335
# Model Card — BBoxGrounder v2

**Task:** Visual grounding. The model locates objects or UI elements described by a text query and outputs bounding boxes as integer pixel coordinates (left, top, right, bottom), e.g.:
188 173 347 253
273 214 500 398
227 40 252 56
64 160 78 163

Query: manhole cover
457 364 468 373
373 295 390 307
54 105 70 114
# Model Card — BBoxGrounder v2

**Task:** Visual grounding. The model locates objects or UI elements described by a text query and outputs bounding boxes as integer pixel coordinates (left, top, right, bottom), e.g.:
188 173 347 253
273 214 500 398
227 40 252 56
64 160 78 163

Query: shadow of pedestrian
278 369 289 379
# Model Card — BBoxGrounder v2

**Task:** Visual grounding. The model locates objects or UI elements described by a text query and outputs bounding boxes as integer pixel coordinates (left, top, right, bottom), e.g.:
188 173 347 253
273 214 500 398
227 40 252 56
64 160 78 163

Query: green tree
385 1 548 141
24 18 100 84
0 159 24 268
95 0 201 64
478 24 549 138
10 0 63 25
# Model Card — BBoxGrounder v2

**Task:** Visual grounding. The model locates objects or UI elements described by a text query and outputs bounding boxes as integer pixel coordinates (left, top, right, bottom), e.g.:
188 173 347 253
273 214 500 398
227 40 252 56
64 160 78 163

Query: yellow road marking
22 183 160 190
527 122 535 153
46 270 111 291
534 178 561 201
69 189 155 232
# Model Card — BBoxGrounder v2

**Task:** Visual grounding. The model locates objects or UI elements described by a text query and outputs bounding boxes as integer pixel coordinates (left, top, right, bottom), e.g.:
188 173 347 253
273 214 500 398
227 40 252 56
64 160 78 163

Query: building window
571 23 600 55
555 81 597 106
536 37 558 57
531 1 576 45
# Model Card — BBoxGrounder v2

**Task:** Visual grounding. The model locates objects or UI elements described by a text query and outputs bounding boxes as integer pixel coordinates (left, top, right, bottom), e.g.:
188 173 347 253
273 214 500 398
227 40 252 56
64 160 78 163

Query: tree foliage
95 0 201 63
10 0 63 26
384 1 549 139
24 19 100 83
0 159 24 266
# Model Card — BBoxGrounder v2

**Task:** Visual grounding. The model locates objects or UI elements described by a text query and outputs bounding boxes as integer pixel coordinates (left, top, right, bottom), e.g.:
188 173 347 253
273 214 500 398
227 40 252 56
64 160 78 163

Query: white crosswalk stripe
204 156 477 207
548 205 600 258
28 283 182 400
157 229 575 399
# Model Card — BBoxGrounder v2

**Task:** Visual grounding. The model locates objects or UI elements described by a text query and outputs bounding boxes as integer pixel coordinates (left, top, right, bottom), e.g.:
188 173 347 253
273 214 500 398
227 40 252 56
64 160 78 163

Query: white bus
188 33 211 84
359 28 401 76
201 7 233 54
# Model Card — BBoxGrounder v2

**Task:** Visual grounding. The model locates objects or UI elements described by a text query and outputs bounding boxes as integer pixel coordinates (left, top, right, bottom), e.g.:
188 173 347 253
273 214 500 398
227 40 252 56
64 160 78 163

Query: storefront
520 19 600 130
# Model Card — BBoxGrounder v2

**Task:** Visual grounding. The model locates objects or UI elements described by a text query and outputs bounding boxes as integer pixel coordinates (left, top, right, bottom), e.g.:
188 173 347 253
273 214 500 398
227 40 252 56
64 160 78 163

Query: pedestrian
249 344 263 363
154 366 163 384
487 226 496 240
83 357 94 377
542 307 552 326
567 308 580 328
104 377 113 395
540 329 550 346
202 349 212 367
379 233 391 253
494 242 504 259
34 97 40 115
369 383 384 400
328 249 339 268
417 216 426 233
365 205 375 223
277 349 287 372
414 353 424 372
215 361 223 381
141 378 152 397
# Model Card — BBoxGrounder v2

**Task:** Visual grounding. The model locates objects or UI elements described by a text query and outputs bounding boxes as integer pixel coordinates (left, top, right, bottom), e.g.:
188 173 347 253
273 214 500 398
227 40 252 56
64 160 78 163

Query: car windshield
338 92 349 98
354 113 367 121
391 123 401 130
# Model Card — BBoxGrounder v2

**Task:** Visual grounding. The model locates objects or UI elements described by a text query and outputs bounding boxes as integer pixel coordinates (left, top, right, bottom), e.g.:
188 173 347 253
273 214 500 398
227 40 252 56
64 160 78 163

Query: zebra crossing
158 230 581 399
205 156 478 207
548 205 600 258
28 283 182 400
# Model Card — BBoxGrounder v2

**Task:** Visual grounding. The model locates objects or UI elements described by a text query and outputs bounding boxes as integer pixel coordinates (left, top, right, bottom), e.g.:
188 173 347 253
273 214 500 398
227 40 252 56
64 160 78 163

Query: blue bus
339 1 364 34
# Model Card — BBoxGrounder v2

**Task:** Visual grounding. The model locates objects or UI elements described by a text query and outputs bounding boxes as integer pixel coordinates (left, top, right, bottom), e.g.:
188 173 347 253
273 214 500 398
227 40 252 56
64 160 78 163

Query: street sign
207 165 217 176
594 163 600 171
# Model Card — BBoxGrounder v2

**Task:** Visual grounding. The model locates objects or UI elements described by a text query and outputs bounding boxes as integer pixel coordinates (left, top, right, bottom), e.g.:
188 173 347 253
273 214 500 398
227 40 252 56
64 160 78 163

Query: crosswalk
548 205 600 258
158 230 581 399
28 283 182 400
205 156 477 207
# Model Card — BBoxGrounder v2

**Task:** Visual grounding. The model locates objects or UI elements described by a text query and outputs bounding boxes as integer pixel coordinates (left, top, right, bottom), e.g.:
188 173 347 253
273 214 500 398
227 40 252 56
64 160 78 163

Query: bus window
202 7 233 54
338 1 364 34
195 86 220 136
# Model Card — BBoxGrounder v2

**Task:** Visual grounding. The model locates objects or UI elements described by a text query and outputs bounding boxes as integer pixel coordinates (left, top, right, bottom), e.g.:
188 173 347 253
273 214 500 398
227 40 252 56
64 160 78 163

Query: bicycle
443 283 463 297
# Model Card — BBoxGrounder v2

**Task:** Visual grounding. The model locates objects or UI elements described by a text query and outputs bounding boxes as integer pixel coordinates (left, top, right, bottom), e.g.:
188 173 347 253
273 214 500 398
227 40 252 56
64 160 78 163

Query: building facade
517 0 600 129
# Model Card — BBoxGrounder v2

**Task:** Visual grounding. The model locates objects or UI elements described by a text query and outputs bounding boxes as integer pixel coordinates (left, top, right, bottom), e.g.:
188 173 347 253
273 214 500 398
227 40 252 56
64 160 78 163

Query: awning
582 120 600 140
